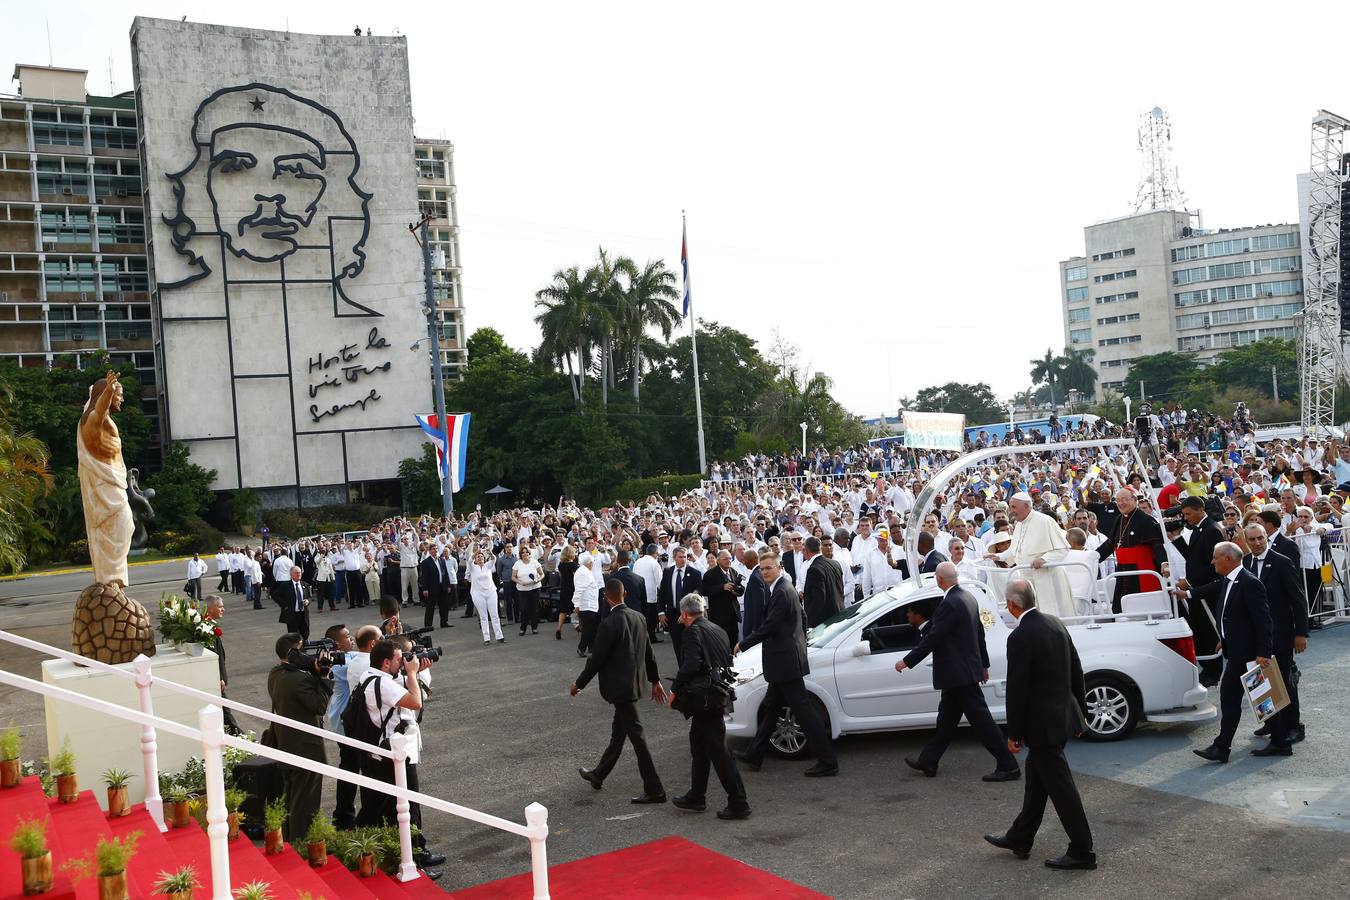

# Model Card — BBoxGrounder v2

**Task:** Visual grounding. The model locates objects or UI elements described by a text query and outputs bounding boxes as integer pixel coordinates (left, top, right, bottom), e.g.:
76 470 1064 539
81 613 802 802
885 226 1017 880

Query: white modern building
415 138 466 380
1060 209 1302 398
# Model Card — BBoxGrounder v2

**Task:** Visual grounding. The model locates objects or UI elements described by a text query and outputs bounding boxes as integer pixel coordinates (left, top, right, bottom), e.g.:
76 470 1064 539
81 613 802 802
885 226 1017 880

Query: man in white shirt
830 529 859 604
341 541 365 608
851 518 878 561
398 531 419 607
860 531 905 596
355 638 422 827
215 548 231 592
228 548 246 595
272 545 294 585
634 544 665 642
578 537 610 611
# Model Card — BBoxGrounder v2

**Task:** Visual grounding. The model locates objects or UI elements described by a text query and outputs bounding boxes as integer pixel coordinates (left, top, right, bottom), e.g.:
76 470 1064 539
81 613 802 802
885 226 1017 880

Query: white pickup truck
725 436 1216 757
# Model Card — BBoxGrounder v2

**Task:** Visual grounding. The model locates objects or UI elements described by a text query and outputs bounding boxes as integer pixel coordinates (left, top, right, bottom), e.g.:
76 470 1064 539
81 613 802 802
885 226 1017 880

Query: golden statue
71 371 154 664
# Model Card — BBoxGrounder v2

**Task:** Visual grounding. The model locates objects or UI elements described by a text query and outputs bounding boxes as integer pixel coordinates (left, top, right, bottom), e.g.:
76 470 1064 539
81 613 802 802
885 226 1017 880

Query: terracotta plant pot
166 893 192 900
0 757 20 788
56 773 78 804
227 811 241 840
107 785 129 817
358 852 377 878
171 800 192 829
264 828 284 855
307 841 327 868
21 851 52 895
97 872 127 900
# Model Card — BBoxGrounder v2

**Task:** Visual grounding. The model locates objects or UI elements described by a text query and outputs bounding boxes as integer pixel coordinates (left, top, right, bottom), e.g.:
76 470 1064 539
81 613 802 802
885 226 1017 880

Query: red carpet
453 835 830 900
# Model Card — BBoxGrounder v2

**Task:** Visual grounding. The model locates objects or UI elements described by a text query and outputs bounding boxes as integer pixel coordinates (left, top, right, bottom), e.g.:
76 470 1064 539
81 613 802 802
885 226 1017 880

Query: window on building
1065 265 1088 282
33 123 83 147
1091 247 1136 261
1069 328 1091 344
1096 291 1139 305
1252 256 1300 275
1100 359 1127 368
1254 279 1302 298
1205 237 1249 258
1098 335 1141 347
1096 313 1141 326
1067 308 1089 323
1094 269 1137 283
1171 244 1204 263
1207 260 1253 281
1251 232 1298 252
89 126 137 150
1066 286 1089 302
1102 380 1126 391
40 211 93 246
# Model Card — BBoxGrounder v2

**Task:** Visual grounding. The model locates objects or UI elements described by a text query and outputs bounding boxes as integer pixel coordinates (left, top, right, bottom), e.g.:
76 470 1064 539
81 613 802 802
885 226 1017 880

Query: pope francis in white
990 493 1075 618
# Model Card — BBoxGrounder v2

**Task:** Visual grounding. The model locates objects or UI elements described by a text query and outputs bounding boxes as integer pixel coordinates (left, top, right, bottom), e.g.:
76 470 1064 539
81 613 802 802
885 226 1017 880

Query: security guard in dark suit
1243 524 1307 753
571 577 667 803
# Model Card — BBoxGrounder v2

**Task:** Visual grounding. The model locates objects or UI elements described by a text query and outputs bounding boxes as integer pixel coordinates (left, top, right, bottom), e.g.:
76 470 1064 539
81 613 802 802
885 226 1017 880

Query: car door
831 593 944 722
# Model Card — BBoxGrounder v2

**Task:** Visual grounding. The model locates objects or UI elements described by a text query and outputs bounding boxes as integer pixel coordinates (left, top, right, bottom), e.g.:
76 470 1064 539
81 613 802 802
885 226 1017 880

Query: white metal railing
0 633 551 899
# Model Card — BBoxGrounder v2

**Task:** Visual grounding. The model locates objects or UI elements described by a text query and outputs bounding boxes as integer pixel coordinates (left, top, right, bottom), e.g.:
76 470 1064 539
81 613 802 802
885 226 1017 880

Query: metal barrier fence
0 630 551 899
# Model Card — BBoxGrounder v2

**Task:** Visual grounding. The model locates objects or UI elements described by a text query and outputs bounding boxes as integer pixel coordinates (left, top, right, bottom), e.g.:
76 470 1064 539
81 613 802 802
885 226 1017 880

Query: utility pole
1271 365 1279 402
1139 381 1146 402
413 215 453 518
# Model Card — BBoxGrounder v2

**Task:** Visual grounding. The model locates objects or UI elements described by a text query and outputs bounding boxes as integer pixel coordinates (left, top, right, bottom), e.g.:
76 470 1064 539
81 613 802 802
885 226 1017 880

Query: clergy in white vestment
990 493 1075 618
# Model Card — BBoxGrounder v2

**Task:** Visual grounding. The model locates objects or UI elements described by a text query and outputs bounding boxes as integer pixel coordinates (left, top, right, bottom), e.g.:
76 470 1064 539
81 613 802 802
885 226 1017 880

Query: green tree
1120 351 1199 405
1029 348 1064 407
534 267 595 407
909 382 1006 425
1059 347 1098 396
0 372 53 573
613 258 680 408
398 443 442 515
145 443 216 531
1201 339 1296 403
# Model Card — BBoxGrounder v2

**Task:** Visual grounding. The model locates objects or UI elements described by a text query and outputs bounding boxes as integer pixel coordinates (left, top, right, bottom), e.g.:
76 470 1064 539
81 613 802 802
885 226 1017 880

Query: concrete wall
131 18 431 495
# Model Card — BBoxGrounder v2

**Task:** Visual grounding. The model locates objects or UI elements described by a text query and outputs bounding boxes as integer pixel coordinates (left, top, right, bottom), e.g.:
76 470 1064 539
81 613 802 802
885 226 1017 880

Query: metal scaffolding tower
1133 106 1187 213
1300 111 1350 436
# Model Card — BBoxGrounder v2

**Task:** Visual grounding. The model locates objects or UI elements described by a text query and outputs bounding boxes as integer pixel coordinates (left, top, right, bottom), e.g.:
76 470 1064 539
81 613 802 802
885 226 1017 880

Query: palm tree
0 377 52 573
1059 347 1098 397
614 258 680 408
534 265 596 407
586 247 628 407
1029 348 1064 408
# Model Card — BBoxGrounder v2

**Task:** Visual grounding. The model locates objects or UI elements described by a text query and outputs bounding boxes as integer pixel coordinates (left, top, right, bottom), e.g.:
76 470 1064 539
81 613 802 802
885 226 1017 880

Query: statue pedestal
42 644 221 809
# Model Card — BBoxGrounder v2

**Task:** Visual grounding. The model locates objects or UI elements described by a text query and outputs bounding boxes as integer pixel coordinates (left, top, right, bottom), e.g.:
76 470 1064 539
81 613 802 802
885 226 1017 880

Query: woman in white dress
469 549 505 643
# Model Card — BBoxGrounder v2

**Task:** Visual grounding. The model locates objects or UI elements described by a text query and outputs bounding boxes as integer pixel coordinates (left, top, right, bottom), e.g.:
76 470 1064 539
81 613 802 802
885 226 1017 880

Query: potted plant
262 795 287 855
8 815 52 896
1 726 21 789
62 831 141 900
167 783 192 829
103 769 132 817
151 865 200 900
346 831 382 878
303 813 336 868
224 787 247 840
233 882 273 900
51 740 78 804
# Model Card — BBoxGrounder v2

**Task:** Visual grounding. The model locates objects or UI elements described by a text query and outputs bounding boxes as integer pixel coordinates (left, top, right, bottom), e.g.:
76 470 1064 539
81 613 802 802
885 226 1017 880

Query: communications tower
1133 106 1188 213
1300 110 1350 436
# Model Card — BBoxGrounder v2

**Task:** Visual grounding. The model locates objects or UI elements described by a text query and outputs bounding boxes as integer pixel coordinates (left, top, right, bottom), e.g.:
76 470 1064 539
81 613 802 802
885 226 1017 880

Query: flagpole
684 211 708 475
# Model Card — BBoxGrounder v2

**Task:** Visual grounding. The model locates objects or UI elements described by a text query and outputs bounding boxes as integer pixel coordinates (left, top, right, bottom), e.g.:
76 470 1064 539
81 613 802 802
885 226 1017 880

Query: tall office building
0 64 157 435
2 62 467 476
1059 209 1302 398
415 138 467 381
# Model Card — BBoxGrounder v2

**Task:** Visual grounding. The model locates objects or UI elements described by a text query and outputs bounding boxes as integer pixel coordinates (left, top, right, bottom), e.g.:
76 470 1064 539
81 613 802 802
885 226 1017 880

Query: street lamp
799 421 807 456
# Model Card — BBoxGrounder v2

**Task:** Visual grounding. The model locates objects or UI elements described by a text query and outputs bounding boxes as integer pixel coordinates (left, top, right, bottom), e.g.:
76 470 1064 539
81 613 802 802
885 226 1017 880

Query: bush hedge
261 504 400 539
607 474 703 505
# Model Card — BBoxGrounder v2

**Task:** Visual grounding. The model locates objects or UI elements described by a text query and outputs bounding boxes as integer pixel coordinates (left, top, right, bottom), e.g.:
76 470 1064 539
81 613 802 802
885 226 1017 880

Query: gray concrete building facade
131 18 432 503
1060 209 1303 398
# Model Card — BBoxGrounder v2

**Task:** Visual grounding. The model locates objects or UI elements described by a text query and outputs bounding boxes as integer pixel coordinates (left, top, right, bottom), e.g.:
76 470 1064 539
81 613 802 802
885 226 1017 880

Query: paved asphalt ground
3 562 1349 898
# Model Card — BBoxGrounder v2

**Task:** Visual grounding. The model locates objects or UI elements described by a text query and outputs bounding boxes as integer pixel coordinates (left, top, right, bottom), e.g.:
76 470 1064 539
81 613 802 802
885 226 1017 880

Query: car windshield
807 590 898 647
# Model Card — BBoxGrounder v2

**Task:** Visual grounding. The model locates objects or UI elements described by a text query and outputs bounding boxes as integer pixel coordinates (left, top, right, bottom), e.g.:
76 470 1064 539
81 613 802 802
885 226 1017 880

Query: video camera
288 637 336 676
400 627 443 663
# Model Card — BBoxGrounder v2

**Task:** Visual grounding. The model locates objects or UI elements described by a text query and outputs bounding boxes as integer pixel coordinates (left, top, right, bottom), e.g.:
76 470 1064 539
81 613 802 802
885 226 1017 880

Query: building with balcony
415 138 466 381
1059 209 1302 399
1 64 156 436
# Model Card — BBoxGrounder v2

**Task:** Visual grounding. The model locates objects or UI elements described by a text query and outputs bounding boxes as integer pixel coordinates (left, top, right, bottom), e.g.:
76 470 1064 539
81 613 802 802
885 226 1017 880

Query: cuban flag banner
416 412 471 493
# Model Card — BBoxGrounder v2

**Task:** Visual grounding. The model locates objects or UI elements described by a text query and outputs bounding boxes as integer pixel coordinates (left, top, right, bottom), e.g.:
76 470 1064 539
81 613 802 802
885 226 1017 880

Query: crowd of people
214 402 1340 872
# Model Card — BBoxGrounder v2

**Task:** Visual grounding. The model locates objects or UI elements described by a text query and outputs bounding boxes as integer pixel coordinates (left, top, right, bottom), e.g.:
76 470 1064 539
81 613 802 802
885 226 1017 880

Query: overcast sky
5 1 1346 416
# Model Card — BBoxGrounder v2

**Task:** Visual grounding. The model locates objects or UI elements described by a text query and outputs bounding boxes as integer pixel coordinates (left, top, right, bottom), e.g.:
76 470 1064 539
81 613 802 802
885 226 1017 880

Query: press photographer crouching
350 636 447 874
668 593 750 820
266 632 334 841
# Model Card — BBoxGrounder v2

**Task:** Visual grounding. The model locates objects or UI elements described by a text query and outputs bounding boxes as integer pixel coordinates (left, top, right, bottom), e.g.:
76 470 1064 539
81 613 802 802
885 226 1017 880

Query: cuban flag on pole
681 221 691 318
416 412 471 492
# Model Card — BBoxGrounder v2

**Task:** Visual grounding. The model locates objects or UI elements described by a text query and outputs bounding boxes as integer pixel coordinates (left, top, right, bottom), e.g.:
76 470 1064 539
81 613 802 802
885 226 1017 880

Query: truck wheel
1080 675 1139 742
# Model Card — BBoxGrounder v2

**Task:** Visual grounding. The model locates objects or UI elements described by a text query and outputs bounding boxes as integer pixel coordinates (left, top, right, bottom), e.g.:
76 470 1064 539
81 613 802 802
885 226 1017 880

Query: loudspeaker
231 754 285 838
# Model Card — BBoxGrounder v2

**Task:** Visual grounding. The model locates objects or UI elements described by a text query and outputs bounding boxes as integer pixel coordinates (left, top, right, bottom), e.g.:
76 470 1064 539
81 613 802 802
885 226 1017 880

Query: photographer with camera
319 623 361 829
667 593 749 820
383 633 446 874
266 632 333 841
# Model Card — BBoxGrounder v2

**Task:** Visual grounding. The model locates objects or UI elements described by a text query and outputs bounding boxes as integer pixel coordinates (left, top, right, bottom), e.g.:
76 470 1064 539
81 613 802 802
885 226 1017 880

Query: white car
725 578 1216 757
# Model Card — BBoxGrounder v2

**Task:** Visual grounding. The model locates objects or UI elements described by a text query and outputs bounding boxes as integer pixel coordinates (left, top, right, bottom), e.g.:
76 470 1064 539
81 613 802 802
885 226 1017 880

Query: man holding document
1179 542 1274 764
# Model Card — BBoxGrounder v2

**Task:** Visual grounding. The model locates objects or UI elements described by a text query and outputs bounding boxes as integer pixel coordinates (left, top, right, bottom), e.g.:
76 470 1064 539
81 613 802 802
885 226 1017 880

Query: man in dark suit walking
571 577 668 803
276 566 311 640
985 579 1095 870
1243 524 1307 753
801 537 845 628
418 546 441 611
423 547 457 630
897 562 1020 781
1173 496 1227 682
739 550 768 640
1184 542 1274 764
612 551 647 615
658 547 704 661
734 551 838 777
1257 510 1301 569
